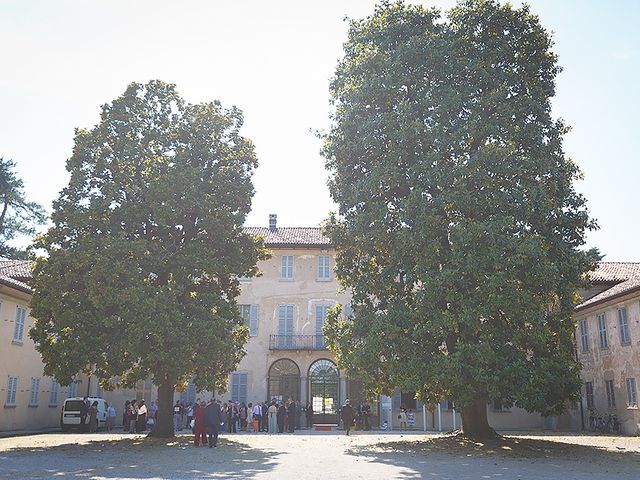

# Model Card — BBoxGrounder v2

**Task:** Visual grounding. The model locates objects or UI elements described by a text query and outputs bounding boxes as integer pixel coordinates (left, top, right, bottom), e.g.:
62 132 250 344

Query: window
605 380 616 408
67 381 77 398
95 382 102 398
49 380 59 406
585 382 595 409
597 313 608 349
13 306 27 343
231 373 248 404
5 376 18 406
239 304 259 337
626 378 638 407
280 256 294 280
490 400 510 412
29 378 40 406
277 304 294 347
579 319 589 352
317 255 331 280
315 305 330 348
618 308 631 345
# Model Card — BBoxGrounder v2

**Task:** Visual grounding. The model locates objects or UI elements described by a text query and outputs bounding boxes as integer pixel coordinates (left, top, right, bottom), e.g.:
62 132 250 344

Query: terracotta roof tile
243 227 331 247
588 262 640 283
0 260 32 281
0 273 32 294
576 277 640 311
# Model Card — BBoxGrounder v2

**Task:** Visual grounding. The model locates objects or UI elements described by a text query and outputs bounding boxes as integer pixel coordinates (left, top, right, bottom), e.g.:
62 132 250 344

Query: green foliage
0 157 46 259
29 80 269 396
322 1 599 417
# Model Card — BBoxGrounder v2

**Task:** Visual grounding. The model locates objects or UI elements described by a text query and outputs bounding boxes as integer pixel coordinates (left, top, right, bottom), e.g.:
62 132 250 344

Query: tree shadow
345 434 640 480
0 435 282 479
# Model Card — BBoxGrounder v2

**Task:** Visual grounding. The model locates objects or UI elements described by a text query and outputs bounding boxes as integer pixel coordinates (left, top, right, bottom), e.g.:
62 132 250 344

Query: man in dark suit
287 399 296 433
204 398 221 448
341 399 355 436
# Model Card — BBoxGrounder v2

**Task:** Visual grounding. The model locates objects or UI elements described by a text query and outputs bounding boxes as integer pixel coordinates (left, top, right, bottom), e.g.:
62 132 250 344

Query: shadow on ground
0 435 281 479
345 434 640 480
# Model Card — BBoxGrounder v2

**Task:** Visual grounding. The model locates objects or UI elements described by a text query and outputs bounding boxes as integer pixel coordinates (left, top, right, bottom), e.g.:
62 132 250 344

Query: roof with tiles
243 227 331 248
576 262 640 311
0 259 32 281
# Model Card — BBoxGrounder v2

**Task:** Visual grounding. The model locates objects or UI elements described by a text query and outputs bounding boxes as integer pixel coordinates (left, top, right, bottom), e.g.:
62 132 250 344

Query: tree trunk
460 399 498 440
148 379 175 438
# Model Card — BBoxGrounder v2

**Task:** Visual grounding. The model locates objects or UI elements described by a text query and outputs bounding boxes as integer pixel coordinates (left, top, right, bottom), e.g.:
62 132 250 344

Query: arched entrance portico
309 359 340 424
268 358 301 402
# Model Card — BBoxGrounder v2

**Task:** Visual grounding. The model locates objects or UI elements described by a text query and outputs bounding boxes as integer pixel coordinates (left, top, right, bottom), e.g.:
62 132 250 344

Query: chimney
269 214 277 231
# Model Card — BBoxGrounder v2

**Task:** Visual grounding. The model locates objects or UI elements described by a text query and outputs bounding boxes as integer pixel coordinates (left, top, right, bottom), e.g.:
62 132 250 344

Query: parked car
60 397 108 432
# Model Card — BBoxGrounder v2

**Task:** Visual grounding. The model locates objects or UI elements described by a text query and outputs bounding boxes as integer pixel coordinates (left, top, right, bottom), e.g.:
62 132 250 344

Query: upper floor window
579 319 589 352
281 256 294 280
597 313 608 349
239 304 259 337
618 307 631 345
67 380 77 398
317 255 331 280
13 306 27 343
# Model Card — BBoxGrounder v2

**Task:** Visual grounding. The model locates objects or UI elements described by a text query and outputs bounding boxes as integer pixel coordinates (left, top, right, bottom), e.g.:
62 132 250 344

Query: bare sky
1 0 638 260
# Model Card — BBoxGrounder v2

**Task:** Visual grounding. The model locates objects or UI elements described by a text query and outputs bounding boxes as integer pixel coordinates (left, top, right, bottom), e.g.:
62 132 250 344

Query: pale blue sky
0 0 638 260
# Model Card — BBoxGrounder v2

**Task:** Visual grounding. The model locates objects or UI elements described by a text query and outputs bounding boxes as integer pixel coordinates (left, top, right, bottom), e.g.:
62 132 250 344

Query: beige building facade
575 262 640 435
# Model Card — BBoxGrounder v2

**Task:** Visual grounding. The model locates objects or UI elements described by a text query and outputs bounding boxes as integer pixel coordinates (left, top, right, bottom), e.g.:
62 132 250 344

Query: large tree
322 0 598 439
0 157 46 259
30 80 268 437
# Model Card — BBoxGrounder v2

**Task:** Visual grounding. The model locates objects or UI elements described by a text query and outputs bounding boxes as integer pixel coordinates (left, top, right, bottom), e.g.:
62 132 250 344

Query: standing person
226 402 234 433
204 398 221 448
287 400 296 433
149 401 158 423
306 402 313 429
173 400 182 432
123 400 131 432
268 401 278 434
399 406 407 430
341 399 355 436
88 401 99 433
246 403 253 432
129 400 138 434
193 400 207 446
277 402 286 433
239 402 248 431
363 402 371 431
186 403 194 431
106 403 116 432
80 396 89 433
261 401 269 432
253 402 262 432
137 400 148 433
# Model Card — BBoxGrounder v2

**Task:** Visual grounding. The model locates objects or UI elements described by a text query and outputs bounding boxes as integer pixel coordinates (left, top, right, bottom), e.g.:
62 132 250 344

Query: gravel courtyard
1 430 639 479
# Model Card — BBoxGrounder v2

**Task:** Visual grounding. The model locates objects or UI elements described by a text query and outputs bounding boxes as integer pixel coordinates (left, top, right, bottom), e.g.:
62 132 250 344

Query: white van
60 397 108 432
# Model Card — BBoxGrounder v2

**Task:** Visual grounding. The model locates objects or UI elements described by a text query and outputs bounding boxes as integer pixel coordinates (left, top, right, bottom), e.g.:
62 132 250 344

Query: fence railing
269 335 327 350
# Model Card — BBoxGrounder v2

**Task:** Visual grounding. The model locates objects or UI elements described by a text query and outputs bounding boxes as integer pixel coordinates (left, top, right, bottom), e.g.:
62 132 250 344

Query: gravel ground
0 430 638 479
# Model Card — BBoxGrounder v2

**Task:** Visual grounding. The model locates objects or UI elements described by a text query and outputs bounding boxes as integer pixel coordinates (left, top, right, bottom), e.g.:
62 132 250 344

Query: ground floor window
309 359 339 415
268 359 300 402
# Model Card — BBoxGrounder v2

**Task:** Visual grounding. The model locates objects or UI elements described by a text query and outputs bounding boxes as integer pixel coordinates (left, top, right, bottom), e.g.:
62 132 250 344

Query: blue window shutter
249 305 259 337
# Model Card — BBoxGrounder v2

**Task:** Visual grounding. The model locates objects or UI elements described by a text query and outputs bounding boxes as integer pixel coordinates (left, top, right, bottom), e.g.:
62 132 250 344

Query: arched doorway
309 359 340 424
268 359 300 402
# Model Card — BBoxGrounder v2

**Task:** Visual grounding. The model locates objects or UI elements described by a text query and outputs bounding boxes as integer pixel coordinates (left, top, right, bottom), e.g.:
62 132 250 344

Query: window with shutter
618 308 631 345
597 313 608 349
231 373 248 404
249 304 259 337
13 306 26 342
579 319 589 352
315 305 330 348
281 256 294 279
317 255 331 280
30 378 40 406
49 379 59 406
6 376 18 406
626 378 638 407
277 305 294 347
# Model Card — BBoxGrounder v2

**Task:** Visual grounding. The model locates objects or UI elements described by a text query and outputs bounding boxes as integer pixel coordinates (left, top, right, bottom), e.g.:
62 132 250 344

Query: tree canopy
29 80 268 437
322 0 598 438
0 157 46 259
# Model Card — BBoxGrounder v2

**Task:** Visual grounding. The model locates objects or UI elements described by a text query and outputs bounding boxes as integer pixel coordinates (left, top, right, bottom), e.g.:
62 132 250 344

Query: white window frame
231 372 248 404
618 308 631 345
626 378 638 407
605 379 616 408
13 306 27 343
317 255 331 281
29 377 40 406
6 376 18 406
280 255 294 280
597 313 608 349
579 319 589 353
49 379 59 406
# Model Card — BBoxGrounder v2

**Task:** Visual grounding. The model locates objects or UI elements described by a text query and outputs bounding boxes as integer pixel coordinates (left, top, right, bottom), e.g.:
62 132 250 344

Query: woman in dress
88 401 98 433
268 401 278 434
